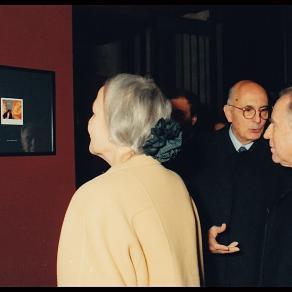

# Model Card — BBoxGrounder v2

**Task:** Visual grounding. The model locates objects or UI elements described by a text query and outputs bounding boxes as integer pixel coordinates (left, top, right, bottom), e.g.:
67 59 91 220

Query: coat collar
108 154 160 174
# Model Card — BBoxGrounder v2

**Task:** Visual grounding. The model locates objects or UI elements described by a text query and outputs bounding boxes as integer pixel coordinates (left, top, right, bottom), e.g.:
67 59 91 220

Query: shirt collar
228 125 253 151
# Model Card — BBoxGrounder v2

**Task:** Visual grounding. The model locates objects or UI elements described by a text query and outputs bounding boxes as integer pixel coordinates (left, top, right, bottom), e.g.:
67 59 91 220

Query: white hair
279 87 292 125
103 73 172 153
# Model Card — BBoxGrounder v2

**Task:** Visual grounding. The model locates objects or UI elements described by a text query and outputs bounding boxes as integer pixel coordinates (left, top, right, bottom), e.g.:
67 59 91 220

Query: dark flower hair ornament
142 118 182 163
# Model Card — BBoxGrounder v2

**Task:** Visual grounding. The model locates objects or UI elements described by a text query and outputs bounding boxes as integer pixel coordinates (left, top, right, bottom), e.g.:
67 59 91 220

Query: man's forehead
274 96 289 114
234 94 268 106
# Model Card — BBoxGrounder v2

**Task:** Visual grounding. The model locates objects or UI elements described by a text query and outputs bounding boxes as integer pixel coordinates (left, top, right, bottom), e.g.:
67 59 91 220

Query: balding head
228 80 268 105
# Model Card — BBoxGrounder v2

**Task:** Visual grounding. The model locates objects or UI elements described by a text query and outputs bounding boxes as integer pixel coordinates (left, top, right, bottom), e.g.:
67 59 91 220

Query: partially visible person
20 121 52 153
57 74 204 287
264 88 292 167
261 87 292 286
213 113 227 131
213 121 226 131
20 123 36 152
170 89 200 139
12 100 22 120
164 89 203 185
190 80 278 286
2 100 13 119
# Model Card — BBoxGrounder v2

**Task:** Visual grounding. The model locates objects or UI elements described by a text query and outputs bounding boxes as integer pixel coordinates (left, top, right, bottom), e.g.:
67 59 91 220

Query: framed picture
0 65 55 155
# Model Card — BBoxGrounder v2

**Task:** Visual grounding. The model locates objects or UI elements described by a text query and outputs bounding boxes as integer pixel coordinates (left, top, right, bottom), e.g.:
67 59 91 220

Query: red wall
0 6 75 286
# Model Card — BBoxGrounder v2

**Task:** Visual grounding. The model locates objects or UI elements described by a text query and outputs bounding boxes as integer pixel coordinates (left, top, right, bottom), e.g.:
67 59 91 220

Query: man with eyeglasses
190 80 280 286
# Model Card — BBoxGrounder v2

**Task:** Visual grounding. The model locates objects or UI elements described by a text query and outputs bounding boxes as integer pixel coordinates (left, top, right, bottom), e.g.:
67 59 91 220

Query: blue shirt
229 125 253 152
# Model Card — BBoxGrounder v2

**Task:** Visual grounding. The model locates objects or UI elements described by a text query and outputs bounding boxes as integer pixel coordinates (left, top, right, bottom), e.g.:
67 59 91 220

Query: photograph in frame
1 97 24 126
0 65 55 155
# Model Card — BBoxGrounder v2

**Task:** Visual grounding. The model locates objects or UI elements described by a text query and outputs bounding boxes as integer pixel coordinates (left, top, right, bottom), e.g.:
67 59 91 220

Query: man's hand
208 223 240 254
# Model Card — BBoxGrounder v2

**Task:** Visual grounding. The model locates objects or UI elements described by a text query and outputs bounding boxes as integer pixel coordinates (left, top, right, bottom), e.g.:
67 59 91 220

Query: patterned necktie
238 146 247 153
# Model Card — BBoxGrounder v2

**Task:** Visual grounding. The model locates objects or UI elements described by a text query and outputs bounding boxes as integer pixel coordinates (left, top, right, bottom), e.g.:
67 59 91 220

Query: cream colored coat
57 155 204 287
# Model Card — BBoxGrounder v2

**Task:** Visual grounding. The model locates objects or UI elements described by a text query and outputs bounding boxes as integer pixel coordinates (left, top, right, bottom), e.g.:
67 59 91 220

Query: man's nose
264 125 271 139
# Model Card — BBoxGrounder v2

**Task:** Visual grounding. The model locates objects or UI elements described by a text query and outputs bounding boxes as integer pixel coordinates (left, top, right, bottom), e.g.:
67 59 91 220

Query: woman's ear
223 105 232 123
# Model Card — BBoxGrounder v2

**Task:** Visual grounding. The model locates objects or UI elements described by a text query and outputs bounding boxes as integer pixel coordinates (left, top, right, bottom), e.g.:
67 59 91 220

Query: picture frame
0 65 55 156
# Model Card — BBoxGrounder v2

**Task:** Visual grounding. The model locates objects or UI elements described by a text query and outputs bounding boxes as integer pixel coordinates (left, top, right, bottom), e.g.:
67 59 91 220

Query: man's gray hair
279 87 292 116
103 73 172 153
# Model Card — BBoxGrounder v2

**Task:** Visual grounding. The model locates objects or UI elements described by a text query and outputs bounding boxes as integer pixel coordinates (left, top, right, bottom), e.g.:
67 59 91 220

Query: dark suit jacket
190 126 280 287
260 166 292 287
163 127 205 188
3 109 13 119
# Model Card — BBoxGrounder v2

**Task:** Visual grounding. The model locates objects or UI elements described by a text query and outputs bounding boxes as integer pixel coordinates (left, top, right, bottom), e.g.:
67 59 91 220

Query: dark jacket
163 127 204 187
260 166 292 287
190 126 279 287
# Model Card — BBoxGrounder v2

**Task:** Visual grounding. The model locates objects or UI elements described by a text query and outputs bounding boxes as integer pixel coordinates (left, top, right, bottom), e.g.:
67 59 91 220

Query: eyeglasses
227 104 270 120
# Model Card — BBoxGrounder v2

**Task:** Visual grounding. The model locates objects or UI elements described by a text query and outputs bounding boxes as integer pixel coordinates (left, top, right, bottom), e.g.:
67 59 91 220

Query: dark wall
215 6 286 100
0 5 75 286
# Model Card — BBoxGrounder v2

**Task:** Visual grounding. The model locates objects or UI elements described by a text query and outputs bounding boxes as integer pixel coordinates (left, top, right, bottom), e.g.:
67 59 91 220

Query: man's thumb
219 223 227 232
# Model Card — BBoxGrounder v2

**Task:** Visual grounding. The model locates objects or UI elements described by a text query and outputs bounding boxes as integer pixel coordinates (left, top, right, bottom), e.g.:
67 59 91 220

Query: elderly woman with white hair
57 73 204 287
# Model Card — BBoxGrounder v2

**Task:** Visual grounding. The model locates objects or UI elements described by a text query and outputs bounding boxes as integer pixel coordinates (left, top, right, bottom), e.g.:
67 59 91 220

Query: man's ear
191 116 198 126
223 105 232 123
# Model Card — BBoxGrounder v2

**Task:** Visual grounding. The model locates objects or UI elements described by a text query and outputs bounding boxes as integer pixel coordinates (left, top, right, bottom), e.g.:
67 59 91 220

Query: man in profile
262 87 292 286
